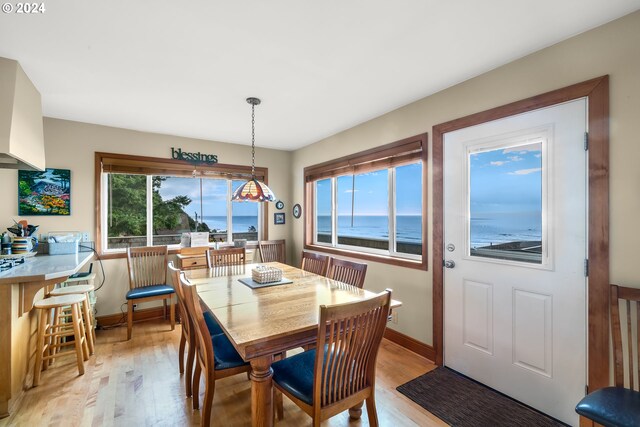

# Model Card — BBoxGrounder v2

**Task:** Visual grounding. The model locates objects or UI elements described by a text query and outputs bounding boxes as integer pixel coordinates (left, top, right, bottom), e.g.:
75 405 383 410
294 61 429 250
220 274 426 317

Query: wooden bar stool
33 294 89 386
49 284 96 355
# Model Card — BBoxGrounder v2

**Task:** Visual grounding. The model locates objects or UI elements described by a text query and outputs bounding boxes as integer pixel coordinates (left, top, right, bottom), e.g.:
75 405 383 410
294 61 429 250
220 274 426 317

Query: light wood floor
0 320 446 427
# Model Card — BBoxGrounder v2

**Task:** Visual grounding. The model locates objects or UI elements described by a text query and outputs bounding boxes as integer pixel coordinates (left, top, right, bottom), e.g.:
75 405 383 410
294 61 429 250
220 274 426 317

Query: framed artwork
275 200 285 210
18 168 71 216
274 212 285 225
292 203 302 219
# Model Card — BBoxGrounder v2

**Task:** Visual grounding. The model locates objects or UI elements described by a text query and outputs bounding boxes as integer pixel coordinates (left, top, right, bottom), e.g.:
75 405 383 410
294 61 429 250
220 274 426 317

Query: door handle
444 260 455 269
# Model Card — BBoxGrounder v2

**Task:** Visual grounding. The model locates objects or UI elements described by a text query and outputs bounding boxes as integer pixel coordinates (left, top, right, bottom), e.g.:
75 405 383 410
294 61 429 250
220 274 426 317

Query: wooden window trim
303 133 428 271
432 76 610 393
94 152 270 258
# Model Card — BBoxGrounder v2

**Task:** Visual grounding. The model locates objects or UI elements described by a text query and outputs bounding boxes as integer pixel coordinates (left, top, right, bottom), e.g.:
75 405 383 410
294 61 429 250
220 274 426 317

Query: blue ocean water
317 215 422 243
470 212 541 248
202 215 257 233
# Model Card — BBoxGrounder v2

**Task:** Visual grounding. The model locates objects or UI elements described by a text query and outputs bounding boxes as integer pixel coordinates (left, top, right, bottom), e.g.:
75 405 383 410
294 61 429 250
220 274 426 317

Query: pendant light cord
251 102 256 179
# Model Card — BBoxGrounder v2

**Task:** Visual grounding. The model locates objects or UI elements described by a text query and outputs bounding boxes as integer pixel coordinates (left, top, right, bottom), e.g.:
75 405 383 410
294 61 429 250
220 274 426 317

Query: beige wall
0 118 292 316
291 11 640 345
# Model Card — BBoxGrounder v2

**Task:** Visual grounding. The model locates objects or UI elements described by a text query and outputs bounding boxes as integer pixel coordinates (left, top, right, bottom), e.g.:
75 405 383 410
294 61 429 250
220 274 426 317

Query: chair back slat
611 284 640 390
179 272 215 373
327 258 368 289
259 240 286 263
126 246 168 289
206 248 246 268
313 290 391 408
168 262 189 335
301 251 330 276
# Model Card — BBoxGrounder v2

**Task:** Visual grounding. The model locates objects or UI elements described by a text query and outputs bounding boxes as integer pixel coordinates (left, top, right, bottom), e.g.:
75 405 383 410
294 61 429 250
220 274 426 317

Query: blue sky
157 177 258 218
317 162 422 216
470 142 542 216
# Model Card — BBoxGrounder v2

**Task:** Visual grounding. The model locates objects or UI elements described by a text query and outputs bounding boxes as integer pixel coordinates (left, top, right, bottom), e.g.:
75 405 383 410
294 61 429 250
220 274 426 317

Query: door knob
444 260 455 269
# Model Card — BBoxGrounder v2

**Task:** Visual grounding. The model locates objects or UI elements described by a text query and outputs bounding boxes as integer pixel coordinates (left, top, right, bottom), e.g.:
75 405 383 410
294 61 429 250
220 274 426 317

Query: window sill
98 243 259 260
304 243 427 271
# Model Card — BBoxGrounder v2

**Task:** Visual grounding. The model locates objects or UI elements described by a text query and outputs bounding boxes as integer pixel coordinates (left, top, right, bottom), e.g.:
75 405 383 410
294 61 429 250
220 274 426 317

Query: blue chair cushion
272 348 317 405
575 387 640 427
212 333 248 370
126 284 175 300
204 311 223 336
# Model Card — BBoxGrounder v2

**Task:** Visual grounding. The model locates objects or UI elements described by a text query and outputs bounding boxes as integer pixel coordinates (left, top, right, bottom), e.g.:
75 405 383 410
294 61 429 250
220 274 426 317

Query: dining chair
167 262 220 398
326 258 368 289
575 284 640 426
258 239 286 263
206 247 246 268
300 251 330 276
178 271 251 426
125 246 175 340
271 289 392 426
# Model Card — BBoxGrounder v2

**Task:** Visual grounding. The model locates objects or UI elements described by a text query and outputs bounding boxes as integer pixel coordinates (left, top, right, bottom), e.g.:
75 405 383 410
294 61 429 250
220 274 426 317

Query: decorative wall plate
275 200 284 210
292 203 302 219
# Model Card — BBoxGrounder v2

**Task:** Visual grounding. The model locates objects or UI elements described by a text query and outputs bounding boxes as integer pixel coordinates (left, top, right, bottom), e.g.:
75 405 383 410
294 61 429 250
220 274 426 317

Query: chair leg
81 297 95 355
127 300 133 340
163 299 167 320
185 339 195 398
365 397 379 427
48 306 60 367
201 373 215 427
349 401 364 419
178 333 186 374
78 309 90 362
70 303 86 376
33 308 48 387
169 298 175 331
275 388 283 421
192 363 201 410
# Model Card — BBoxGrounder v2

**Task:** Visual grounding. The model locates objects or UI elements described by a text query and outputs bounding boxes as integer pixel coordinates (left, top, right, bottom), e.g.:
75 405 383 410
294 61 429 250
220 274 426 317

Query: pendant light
232 97 277 202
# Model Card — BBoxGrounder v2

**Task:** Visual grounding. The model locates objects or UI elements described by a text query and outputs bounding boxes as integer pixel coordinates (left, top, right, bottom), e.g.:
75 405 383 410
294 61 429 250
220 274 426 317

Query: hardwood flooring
0 320 445 427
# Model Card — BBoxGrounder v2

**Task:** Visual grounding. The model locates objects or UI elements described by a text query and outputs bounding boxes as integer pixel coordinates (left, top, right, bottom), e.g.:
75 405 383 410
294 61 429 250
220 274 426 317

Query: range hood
0 57 45 171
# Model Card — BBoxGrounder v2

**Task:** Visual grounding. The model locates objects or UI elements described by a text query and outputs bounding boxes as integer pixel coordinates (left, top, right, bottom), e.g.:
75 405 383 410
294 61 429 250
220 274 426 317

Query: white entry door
443 99 587 425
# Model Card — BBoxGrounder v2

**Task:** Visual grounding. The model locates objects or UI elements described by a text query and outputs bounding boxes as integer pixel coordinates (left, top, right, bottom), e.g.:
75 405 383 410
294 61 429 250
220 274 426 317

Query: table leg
250 356 274 427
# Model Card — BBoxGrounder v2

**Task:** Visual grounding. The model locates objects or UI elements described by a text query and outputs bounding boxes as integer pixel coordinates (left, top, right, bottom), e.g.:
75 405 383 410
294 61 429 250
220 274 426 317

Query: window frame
95 152 270 258
304 134 428 270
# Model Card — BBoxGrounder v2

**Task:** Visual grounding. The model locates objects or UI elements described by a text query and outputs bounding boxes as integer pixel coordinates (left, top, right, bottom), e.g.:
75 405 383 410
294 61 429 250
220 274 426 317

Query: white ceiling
1 1 639 150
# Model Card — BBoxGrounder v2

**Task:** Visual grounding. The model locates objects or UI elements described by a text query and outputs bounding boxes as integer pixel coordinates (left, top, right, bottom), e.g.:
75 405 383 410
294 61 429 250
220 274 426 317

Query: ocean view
201 215 257 233
317 215 422 243
470 213 541 248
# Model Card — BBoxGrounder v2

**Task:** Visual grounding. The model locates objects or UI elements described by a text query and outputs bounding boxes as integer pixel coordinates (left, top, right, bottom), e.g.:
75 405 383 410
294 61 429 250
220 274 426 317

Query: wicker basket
252 266 283 284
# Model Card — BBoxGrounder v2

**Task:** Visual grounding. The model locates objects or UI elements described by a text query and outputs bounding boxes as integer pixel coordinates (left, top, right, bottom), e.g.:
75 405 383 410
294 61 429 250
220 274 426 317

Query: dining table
184 261 402 427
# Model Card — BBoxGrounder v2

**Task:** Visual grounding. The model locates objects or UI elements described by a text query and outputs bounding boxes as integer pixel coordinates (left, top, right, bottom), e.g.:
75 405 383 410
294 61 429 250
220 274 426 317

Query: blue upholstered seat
272 348 317 405
575 387 640 427
212 333 247 370
204 311 223 336
126 284 174 300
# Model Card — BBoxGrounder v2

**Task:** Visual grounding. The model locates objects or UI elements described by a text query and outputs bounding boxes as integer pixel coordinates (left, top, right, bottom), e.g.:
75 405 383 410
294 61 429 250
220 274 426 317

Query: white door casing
443 99 587 425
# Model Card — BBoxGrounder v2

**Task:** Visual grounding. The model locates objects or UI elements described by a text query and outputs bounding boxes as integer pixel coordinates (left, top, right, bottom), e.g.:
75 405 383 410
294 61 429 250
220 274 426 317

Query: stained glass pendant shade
232 97 277 202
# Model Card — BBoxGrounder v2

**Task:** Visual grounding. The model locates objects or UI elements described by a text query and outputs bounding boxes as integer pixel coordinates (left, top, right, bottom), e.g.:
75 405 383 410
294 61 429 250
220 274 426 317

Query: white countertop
0 252 94 285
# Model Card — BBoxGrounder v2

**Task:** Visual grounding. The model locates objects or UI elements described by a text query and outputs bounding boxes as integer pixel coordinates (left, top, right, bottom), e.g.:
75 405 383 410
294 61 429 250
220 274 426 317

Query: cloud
508 156 523 162
534 154 541 158
344 189 359 193
490 161 508 166
508 168 542 175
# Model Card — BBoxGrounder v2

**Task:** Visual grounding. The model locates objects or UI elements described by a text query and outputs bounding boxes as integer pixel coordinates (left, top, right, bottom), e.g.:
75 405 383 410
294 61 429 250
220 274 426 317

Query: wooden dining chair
575 284 640 426
300 251 330 276
168 262 224 398
271 289 392 426
206 247 246 268
326 258 368 289
125 246 175 340
258 239 286 263
178 271 251 425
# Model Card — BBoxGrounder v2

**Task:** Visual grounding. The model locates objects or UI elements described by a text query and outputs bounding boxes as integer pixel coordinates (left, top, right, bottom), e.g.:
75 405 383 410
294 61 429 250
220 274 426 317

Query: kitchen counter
0 252 93 285
0 252 94 418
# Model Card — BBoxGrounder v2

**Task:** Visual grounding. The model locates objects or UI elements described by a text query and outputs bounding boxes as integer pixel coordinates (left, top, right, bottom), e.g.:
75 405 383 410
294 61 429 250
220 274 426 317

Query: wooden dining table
184 262 402 427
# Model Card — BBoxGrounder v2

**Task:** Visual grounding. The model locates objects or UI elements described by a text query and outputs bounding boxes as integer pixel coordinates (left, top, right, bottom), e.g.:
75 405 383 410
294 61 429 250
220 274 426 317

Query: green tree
152 177 193 233
108 175 148 237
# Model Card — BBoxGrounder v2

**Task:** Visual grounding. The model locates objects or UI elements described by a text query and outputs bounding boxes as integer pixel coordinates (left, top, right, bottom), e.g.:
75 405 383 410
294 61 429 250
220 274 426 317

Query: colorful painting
18 168 71 215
